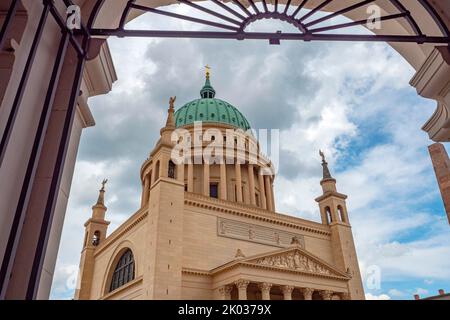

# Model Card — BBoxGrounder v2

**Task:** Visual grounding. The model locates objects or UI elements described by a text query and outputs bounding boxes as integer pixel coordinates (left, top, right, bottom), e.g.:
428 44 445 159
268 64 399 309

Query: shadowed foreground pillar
429 143 450 224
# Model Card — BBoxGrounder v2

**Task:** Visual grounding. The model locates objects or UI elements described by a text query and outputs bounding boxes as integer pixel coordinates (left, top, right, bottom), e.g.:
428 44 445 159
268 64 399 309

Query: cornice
184 193 330 236
315 191 348 202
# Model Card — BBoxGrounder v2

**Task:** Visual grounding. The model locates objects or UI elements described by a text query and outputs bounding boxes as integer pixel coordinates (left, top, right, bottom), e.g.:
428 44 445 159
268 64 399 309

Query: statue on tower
169 96 176 110
319 150 333 180
101 178 108 191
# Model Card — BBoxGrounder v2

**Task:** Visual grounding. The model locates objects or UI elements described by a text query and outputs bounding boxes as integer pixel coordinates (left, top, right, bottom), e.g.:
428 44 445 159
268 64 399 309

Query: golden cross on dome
205 65 211 79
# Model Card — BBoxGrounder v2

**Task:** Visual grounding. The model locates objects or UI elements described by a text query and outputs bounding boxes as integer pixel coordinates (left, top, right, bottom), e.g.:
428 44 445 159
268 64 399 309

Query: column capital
339 292 350 300
281 285 294 300
320 290 333 300
218 285 233 299
300 287 314 300
281 285 294 294
234 279 250 289
258 282 273 293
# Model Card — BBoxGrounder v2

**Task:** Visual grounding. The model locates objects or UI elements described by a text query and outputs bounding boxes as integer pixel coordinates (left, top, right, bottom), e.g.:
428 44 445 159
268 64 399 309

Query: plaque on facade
217 218 305 248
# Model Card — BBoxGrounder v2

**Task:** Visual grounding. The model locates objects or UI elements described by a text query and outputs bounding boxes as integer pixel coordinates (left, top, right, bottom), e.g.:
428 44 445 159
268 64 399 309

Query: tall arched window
154 161 160 182
109 249 135 292
168 160 176 179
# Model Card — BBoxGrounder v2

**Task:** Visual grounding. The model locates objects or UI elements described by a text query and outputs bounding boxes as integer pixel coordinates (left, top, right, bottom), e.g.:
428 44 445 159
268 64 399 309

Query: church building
74 69 365 300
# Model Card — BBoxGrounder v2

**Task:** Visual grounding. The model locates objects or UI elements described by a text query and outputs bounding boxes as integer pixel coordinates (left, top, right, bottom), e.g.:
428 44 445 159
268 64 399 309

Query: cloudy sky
50 3 450 300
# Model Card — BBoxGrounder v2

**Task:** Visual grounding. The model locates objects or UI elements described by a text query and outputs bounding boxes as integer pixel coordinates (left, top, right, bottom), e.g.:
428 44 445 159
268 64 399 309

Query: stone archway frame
1 0 450 300
101 240 139 297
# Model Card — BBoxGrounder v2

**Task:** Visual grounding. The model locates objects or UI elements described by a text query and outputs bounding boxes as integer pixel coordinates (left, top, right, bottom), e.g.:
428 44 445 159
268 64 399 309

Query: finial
101 178 108 191
205 64 211 79
164 96 176 128
290 236 303 247
95 179 108 207
200 66 216 99
319 150 333 180
169 96 176 111
319 150 326 163
235 249 246 259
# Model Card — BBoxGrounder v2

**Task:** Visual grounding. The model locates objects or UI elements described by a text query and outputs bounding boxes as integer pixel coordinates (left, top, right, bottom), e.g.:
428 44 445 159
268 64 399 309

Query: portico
205 243 352 300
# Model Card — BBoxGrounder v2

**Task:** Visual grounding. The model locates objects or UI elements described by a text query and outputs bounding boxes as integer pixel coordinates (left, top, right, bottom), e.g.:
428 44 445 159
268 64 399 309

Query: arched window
338 205 346 223
325 207 332 224
110 249 135 292
154 161 160 182
168 160 176 179
92 231 100 246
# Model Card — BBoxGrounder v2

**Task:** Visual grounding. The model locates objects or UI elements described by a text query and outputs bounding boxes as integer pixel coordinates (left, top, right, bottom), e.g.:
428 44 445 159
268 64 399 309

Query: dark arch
109 249 135 292
92 230 100 246
168 160 176 179
154 160 160 182
325 206 332 224
337 205 347 223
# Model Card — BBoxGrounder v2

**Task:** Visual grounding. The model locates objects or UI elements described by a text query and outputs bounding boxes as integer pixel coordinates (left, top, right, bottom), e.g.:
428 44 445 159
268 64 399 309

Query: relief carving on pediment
253 250 332 276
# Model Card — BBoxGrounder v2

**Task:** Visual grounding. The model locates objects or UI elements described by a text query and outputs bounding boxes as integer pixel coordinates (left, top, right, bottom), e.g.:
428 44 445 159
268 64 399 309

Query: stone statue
169 96 176 109
101 178 108 191
235 249 246 259
319 149 326 162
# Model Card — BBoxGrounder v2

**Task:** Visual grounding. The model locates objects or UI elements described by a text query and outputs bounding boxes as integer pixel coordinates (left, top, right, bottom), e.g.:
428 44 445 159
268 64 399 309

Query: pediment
242 247 349 279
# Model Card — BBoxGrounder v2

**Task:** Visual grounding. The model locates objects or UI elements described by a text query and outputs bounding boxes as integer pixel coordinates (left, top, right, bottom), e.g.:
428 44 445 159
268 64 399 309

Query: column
265 175 273 211
203 161 210 197
248 164 256 205
320 290 333 300
220 162 227 200
235 162 242 202
270 177 276 212
259 283 272 300
340 292 350 300
300 288 313 300
281 286 294 300
235 280 249 300
218 285 232 300
187 161 194 192
258 168 267 209
141 174 150 206
428 143 450 223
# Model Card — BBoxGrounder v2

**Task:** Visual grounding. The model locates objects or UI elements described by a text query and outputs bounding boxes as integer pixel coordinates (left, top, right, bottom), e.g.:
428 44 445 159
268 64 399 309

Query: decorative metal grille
90 0 450 44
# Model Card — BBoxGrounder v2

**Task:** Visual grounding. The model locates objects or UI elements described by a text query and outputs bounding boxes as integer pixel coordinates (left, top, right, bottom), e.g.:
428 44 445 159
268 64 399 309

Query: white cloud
388 289 406 297
365 293 391 300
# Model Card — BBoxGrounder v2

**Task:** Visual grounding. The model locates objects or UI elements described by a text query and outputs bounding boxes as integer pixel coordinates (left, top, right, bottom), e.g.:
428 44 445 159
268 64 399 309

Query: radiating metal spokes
90 0 450 44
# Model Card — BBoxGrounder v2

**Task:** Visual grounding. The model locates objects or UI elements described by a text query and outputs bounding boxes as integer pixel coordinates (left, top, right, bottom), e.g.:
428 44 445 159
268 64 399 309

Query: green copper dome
174 73 251 131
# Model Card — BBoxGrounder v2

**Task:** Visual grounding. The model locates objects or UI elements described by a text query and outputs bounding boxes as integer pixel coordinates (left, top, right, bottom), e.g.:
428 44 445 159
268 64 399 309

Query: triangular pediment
241 246 349 278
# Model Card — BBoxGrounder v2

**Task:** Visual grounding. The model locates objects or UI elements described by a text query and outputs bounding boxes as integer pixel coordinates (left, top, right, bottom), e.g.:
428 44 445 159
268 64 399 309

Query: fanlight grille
90 0 450 44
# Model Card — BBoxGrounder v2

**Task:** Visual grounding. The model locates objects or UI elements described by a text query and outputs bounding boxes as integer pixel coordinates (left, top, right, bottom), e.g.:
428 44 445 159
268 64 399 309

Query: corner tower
315 151 365 299
75 180 110 300
141 97 185 299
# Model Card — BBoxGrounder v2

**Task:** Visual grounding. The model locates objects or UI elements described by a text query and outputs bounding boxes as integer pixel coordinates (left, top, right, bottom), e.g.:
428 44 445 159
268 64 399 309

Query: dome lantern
200 65 216 99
